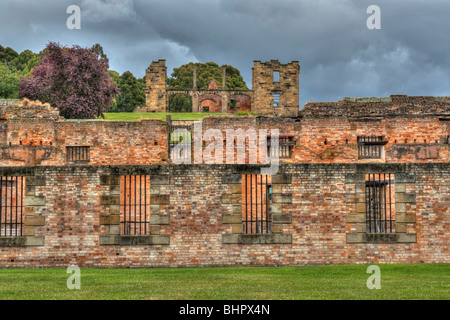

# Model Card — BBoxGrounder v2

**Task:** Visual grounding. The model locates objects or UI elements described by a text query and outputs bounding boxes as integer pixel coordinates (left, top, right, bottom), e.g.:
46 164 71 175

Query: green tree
167 62 248 112
0 62 20 99
168 62 248 90
0 45 19 65
10 49 41 77
169 94 192 112
109 71 146 112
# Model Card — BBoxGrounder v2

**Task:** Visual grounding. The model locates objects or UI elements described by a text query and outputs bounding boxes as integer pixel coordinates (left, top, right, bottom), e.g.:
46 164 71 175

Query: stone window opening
357 136 386 159
242 174 272 234
273 93 280 107
120 175 151 235
365 173 395 234
273 71 280 83
66 146 90 162
267 136 294 159
0 176 25 237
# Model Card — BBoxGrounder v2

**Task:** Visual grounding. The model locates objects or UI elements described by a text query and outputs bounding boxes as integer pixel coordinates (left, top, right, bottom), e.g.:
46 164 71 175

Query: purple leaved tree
19 42 119 119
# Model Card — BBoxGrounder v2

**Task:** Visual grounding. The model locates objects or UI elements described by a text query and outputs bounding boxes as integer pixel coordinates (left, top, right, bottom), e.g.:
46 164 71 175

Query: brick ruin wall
0 97 448 267
0 163 448 268
1 97 449 166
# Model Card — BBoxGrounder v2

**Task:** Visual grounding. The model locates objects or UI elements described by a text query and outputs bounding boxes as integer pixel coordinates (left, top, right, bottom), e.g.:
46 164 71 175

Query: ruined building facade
0 60 449 268
141 59 300 116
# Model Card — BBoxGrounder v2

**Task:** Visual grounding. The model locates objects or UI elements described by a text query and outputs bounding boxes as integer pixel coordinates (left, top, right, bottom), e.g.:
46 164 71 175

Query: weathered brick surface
0 164 447 268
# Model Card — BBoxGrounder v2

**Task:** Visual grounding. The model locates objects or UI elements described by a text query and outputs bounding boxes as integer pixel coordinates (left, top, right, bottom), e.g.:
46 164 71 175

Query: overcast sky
1 0 449 107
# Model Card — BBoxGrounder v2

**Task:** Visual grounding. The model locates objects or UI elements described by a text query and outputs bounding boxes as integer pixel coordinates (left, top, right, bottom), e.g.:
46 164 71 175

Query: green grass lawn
102 112 227 121
0 264 448 300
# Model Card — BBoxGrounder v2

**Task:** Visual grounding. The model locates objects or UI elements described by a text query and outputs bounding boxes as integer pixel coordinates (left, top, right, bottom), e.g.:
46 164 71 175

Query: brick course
0 163 447 267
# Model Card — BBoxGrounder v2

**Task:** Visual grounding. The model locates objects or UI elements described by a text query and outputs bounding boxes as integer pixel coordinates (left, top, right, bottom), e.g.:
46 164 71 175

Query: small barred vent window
267 136 294 159
66 146 90 162
358 136 385 159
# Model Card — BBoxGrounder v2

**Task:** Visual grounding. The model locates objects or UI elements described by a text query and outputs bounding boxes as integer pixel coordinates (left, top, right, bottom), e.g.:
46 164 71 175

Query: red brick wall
0 164 448 267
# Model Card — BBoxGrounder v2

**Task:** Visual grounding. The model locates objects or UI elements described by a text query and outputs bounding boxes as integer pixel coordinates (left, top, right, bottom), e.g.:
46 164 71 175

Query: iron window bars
66 146 90 162
267 136 295 159
242 174 272 234
357 136 386 159
120 175 151 235
365 173 395 234
0 176 25 237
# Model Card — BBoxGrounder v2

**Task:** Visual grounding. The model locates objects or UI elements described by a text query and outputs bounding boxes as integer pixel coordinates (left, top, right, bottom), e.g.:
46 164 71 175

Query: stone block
25 176 46 186
150 194 170 205
150 175 170 185
395 193 416 203
272 194 292 204
272 214 292 224
223 215 242 224
100 195 120 205
231 184 242 194
25 216 45 226
346 233 365 243
396 233 417 243
0 237 26 247
150 215 170 225
222 174 242 184
25 196 46 206
271 174 292 184
100 175 121 186
25 236 44 246
221 194 242 204
99 235 118 245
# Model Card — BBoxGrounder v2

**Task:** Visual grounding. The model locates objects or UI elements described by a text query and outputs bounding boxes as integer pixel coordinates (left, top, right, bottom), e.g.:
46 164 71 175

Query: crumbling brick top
0 98 63 121
300 95 450 118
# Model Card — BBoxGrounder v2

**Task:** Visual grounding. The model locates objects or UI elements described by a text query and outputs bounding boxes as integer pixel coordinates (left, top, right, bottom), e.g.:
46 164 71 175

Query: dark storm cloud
1 0 449 107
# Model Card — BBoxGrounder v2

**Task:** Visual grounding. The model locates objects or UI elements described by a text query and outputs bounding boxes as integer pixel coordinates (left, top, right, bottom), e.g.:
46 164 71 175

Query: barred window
242 174 272 234
268 136 294 159
120 175 151 235
358 136 385 159
66 146 90 162
0 176 25 237
365 174 395 233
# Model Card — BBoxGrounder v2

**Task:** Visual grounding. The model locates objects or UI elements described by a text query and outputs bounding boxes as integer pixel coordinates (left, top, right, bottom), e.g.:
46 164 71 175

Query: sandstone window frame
241 174 272 234
0 176 25 238
345 167 417 244
120 175 151 236
222 172 292 245
365 173 395 239
99 174 170 246
0 172 46 248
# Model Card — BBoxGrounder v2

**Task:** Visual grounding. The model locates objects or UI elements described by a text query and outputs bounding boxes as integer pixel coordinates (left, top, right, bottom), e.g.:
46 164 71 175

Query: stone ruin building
140 59 300 116
0 59 449 268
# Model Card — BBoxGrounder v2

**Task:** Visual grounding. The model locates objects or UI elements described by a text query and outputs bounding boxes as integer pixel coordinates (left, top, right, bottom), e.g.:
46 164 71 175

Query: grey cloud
0 0 449 107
